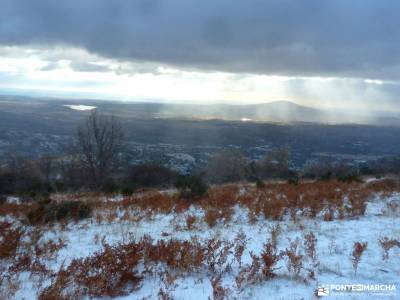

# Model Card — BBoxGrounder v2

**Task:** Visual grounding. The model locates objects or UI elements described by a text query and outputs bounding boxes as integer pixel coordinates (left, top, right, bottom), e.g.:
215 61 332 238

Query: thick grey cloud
68 62 111 73
1 0 400 79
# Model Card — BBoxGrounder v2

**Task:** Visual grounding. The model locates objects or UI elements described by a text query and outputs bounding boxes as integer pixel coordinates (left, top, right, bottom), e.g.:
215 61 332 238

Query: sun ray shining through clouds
1 45 400 111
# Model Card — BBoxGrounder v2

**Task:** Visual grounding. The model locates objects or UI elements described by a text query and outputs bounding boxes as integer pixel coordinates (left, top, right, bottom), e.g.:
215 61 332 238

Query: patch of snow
6 196 20 204
64 104 96 111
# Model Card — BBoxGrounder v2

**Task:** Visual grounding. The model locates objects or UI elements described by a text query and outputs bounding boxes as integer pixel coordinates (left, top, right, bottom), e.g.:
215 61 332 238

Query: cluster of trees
0 155 54 196
0 111 205 198
203 147 294 183
1 110 400 198
301 157 400 183
0 110 124 196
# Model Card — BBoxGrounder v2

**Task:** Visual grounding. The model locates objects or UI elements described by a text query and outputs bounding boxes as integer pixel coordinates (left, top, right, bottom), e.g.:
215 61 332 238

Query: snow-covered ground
1 186 400 300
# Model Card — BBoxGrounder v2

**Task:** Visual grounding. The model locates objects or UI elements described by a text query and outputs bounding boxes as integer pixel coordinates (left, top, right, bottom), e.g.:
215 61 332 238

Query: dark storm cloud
1 0 400 79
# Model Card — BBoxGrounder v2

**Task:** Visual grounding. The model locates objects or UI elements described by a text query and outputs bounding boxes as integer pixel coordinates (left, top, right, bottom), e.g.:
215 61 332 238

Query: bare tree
76 110 124 188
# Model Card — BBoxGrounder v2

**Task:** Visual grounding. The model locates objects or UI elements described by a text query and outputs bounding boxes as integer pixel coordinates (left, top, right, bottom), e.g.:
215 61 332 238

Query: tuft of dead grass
352 241 368 275
0 221 24 259
379 237 400 261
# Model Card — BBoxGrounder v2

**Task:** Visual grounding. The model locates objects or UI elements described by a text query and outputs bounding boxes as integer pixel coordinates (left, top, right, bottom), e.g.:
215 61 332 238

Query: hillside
158 100 324 123
1 178 399 299
2 96 400 170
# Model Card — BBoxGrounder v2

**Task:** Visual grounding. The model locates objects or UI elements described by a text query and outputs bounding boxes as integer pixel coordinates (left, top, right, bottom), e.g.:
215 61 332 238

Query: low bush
127 164 177 188
40 242 143 299
287 175 299 185
235 252 263 289
210 275 230 300
175 175 208 200
351 241 368 275
379 237 400 260
26 199 92 224
337 173 362 183
121 185 137 196
284 238 303 278
319 171 333 181
0 221 24 259
101 179 120 194
204 209 221 227
255 179 265 189
261 242 281 279
185 215 197 230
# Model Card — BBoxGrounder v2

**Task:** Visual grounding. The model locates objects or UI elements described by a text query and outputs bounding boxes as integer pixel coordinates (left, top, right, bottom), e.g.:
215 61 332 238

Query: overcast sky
1 0 400 110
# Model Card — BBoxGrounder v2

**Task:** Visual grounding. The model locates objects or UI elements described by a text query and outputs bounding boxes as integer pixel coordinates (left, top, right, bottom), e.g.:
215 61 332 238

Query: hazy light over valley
1 1 400 112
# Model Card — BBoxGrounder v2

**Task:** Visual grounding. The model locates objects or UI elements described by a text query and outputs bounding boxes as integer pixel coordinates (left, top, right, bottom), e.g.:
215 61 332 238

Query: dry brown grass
0 178 397 228
366 178 399 195
210 275 230 300
284 238 303 278
0 221 24 259
0 179 397 299
185 215 197 230
379 237 400 260
38 235 267 298
261 242 281 279
304 232 318 279
142 236 206 272
158 288 174 300
0 202 34 217
34 238 66 260
0 179 390 228
40 242 143 299
205 208 222 227
352 241 368 275
234 180 378 221
235 252 263 289
233 231 247 267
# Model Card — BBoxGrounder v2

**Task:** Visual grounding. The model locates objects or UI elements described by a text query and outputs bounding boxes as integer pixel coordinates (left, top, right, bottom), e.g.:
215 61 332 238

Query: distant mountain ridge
155 100 399 125
1 95 399 125
155 100 365 125
219 100 322 122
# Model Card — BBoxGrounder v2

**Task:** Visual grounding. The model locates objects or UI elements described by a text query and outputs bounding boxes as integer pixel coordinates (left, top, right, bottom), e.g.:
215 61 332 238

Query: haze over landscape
1 0 400 113
1 1 400 300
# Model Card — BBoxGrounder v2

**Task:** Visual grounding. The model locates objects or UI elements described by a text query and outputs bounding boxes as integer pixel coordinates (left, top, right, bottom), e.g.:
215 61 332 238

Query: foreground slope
0 179 399 299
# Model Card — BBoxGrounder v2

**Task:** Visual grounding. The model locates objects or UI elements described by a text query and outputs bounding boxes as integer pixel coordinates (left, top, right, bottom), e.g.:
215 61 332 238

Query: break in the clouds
0 0 400 109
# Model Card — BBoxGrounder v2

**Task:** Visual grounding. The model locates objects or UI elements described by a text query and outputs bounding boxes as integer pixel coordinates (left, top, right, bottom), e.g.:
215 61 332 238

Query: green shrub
256 179 265 189
287 175 299 185
319 171 333 181
102 180 120 194
174 175 208 200
337 173 362 183
127 164 177 187
121 185 137 196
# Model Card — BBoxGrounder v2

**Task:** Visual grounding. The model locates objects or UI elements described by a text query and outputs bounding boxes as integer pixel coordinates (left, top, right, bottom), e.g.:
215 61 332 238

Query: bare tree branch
76 110 124 188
